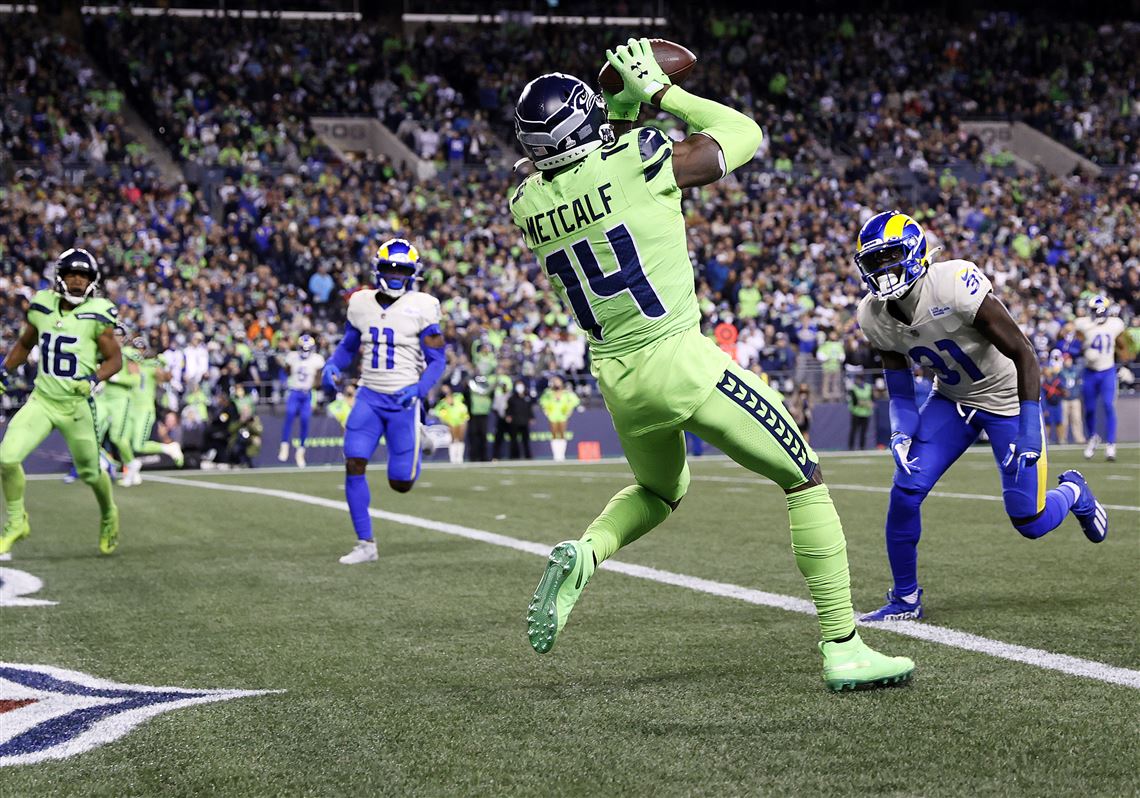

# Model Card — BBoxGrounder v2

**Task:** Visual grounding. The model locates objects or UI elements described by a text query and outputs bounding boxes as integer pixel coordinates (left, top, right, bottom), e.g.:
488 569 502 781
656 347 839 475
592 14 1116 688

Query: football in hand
597 39 697 95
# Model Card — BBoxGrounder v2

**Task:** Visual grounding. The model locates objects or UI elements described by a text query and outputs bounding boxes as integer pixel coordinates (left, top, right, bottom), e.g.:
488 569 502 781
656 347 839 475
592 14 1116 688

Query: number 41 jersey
509 127 700 358
345 289 441 394
857 260 1018 415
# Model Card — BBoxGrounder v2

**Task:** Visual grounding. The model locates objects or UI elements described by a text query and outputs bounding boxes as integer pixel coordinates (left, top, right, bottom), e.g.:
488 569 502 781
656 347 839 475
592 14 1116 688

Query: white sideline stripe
150 475 1140 690
492 468 1140 513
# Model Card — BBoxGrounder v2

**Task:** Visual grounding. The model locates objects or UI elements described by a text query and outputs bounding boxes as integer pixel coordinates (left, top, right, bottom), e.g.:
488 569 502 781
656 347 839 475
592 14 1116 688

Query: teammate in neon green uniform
539 377 579 461
96 329 140 477
0 249 122 557
512 40 913 690
120 334 182 486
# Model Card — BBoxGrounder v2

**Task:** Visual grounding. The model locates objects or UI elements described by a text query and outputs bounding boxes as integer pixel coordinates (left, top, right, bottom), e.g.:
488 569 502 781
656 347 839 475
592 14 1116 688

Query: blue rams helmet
372 238 421 298
854 211 933 300
515 73 614 171
298 333 316 354
55 247 101 305
1087 295 1109 318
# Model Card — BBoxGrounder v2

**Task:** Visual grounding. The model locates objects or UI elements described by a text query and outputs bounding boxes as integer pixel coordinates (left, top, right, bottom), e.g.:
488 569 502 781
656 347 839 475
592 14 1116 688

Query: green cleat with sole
819 632 914 692
0 511 31 558
527 540 595 654
99 505 120 555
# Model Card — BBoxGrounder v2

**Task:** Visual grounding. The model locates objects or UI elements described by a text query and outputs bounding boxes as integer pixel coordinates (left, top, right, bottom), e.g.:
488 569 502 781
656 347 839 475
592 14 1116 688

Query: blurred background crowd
1 4 1137 460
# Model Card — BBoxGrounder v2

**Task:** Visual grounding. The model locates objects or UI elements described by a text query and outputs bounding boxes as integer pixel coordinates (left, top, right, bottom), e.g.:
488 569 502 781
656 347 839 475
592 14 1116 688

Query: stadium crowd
2 9 1138 461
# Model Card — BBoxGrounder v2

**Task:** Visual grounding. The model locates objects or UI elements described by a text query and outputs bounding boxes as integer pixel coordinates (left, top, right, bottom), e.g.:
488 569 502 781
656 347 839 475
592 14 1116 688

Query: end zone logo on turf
0 663 282 766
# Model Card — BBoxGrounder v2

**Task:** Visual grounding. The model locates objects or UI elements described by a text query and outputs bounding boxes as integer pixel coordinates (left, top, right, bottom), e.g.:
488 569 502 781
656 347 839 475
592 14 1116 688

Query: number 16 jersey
857 260 1019 416
509 127 700 358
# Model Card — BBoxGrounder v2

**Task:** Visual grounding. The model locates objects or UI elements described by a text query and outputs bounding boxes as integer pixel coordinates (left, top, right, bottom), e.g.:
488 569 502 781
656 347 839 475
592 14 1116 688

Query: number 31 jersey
509 127 700 359
857 260 1018 416
345 289 441 394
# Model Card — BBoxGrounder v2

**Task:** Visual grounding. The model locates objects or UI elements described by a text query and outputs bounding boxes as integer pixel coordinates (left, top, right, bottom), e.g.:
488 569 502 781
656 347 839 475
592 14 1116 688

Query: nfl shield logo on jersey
0 663 281 766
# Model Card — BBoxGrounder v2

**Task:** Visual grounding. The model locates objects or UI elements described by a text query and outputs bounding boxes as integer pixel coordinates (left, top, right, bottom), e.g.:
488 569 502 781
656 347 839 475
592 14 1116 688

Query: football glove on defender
890 432 920 475
1001 401 1043 478
604 38 671 107
321 362 342 392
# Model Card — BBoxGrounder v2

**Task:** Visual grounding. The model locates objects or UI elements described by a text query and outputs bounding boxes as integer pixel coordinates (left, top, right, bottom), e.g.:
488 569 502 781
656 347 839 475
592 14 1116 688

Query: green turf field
3 446 1138 797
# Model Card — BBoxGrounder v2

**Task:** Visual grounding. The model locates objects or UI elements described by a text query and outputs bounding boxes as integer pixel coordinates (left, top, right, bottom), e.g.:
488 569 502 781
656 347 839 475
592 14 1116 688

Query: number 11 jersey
509 127 700 358
857 260 1019 415
345 289 441 394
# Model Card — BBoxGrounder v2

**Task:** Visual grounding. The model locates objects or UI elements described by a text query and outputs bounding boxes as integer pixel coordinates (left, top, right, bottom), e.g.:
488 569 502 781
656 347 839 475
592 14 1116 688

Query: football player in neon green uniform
96 326 140 476
0 249 122 557
539 376 579 461
120 333 182 486
512 39 913 690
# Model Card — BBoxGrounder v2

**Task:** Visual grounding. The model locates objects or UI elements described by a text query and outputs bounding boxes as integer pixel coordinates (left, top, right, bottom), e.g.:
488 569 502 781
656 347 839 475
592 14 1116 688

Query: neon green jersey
133 356 161 405
509 127 699 358
26 289 117 403
104 344 137 398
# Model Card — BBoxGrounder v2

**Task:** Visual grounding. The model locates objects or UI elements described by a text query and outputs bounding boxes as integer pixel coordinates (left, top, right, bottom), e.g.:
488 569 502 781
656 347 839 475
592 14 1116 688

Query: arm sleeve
658 86 763 174
884 368 919 438
327 322 361 371
416 337 446 396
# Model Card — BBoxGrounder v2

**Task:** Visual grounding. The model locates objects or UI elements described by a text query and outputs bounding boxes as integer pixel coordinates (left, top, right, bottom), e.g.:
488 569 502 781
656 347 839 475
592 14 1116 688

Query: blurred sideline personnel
854 211 1108 623
322 239 446 564
0 249 121 558
540 376 580 461
1076 296 1126 461
511 39 913 691
279 334 325 468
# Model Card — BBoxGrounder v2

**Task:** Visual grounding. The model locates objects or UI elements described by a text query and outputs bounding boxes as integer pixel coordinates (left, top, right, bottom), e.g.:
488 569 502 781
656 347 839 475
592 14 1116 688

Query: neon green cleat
527 540 595 654
99 505 120 555
0 511 31 557
819 632 914 692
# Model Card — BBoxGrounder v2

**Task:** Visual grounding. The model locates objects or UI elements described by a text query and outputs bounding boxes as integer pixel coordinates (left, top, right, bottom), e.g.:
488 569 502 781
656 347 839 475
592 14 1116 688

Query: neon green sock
787 484 856 642
1 462 27 520
134 441 164 455
580 485 671 564
88 470 116 516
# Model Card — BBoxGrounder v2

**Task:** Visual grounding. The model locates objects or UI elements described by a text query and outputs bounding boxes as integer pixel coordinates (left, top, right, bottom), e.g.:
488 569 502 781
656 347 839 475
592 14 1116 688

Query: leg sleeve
617 424 690 504
684 363 815 491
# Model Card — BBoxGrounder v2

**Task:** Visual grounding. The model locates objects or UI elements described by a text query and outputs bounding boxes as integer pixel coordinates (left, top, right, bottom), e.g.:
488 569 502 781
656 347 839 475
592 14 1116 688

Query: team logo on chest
0 663 281 766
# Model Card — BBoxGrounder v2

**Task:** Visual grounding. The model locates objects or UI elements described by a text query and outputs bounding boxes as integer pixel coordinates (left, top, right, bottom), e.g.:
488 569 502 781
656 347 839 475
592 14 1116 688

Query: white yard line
150 475 1140 691
491 468 1140 512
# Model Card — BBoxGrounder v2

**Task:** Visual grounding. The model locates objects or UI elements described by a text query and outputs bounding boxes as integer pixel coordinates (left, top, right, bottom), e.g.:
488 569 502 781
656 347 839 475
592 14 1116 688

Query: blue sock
1014 484 1078 539
299 412 310 447
885 485 924 597
345 474 373 541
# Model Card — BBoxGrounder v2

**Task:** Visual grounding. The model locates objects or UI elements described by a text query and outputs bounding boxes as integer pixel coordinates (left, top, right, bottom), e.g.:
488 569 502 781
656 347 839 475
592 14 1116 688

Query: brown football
597 39 697 95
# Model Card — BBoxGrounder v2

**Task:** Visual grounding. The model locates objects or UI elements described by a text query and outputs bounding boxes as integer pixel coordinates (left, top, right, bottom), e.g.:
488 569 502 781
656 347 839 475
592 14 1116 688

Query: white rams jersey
857 259 1019 416
285 350 325 392
1074 316 1125 372
346 289 442 393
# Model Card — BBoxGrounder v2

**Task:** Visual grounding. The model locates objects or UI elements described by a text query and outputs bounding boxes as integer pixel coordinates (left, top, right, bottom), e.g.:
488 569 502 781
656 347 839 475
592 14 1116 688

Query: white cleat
1105 443 1116 462
295 446 306 468
338 540 377 565
1083 434 1099 460
420 424 437 456
161 441 184 467
278 442 289 462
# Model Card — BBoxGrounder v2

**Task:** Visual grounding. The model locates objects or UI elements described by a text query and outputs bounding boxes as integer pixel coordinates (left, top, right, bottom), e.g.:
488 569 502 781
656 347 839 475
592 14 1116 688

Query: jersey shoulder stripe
29 302 52 316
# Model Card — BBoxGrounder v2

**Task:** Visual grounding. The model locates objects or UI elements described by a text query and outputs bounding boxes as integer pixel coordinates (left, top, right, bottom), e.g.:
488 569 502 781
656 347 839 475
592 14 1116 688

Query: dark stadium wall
6 401 1139 473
